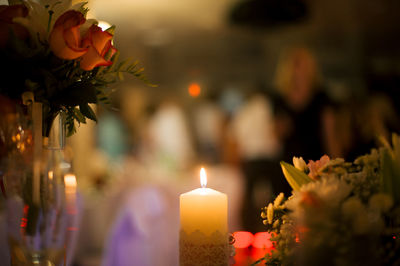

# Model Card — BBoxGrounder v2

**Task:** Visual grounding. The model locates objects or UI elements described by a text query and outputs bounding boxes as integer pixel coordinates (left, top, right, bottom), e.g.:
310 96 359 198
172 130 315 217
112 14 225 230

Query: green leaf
105 25 116 35
380 148 393 196
117 71 124 81
73 108 86 124
393 166 400 204
392 133 400 161
378 134 400 204
65 108 77 137
79 104 97 122
392 134 400 203
117 59 130 71
66 121 76 137
280 161 313 191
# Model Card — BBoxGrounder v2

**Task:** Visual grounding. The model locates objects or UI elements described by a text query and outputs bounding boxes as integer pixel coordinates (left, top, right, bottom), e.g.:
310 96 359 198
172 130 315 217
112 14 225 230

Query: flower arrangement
259 135 400 266
0 0 150 137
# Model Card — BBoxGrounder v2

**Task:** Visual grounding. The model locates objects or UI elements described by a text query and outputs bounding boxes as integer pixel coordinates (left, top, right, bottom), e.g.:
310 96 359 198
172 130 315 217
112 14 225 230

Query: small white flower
274 192 285 207
293 156 307 172
342 197 363 218
369 193 393 213
261 210 267 219
267 203 274 224
342 197 373 235
273 219 280 229
302 176 351 207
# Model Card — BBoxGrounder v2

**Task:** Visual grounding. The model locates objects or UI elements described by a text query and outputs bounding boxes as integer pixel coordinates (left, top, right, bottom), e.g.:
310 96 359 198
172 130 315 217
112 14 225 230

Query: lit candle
180 168 228 265
64 174 77 215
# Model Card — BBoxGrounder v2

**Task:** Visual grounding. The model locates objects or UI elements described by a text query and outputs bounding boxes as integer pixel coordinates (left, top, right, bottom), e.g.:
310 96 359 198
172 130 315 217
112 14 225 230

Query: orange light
64 174 77 194
252 232 273 249
233 231 254 249
188 83 201 97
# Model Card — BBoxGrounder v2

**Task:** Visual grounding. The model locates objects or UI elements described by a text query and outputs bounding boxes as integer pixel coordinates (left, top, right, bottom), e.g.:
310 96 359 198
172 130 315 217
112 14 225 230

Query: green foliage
280 161 313 191
79 104 97 122
77 2 89 16
1 31 152 136
380 134 400 204
95 51 156 87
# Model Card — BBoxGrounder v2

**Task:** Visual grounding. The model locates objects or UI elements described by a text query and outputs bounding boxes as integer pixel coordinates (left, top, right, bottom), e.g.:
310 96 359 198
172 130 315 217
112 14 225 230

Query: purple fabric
102 186 179 266
104 210 148 266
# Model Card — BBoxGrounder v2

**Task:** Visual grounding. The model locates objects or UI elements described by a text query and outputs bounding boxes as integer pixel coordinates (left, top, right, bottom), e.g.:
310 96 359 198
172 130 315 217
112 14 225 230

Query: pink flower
307 155 330 180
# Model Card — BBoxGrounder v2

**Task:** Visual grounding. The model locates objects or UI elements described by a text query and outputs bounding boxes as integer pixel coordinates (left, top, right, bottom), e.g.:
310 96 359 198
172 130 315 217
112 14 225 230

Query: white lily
292 156 307 172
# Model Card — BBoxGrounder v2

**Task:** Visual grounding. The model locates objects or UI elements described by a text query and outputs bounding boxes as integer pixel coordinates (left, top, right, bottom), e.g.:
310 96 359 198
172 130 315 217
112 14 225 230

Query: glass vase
2 103 76 266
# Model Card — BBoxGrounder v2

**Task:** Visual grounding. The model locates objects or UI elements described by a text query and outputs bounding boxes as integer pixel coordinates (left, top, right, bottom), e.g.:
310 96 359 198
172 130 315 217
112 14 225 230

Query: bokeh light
233 231 254 249
188 83 201 98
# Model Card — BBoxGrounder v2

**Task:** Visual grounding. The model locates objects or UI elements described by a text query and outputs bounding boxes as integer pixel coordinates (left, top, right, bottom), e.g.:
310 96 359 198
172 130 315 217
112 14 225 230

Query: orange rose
49 10 88 60
0 4 29 47
80 24 117 71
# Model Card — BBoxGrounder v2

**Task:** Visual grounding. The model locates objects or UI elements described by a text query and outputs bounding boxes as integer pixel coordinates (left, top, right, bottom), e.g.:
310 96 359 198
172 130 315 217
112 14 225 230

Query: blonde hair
274 47 321 96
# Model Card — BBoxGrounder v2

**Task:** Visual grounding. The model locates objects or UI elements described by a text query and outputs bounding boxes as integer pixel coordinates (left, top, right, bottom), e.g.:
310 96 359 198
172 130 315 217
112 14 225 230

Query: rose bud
80 24 117 71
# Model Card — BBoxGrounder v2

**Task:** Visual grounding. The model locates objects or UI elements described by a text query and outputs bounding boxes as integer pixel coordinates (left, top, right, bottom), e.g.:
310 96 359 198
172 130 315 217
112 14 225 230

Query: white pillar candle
180 168 228 266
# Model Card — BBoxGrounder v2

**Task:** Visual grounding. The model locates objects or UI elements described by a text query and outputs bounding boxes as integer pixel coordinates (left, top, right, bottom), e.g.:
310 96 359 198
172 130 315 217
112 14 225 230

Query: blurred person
119 87 149 153
273 47 339 162
232 92 284 232
364 93 400 143
143 101 196 172
218 88 245 166
98 111 130 163
192 95 225 164
345 92 400 160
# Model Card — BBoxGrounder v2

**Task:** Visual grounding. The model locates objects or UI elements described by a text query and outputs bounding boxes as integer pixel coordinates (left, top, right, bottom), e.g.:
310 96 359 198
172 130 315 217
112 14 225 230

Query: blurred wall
88 0 400 100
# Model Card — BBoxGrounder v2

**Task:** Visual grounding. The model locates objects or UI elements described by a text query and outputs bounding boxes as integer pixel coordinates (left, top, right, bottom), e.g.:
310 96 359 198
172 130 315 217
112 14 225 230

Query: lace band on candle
179 230 229 266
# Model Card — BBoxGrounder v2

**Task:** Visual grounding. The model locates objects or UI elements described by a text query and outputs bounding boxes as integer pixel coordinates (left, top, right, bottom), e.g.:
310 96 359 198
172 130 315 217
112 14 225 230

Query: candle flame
200 167 207 188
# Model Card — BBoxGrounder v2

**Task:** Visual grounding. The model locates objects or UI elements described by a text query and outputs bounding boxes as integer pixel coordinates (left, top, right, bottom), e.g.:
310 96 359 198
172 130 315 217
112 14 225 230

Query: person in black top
273 47 338 163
